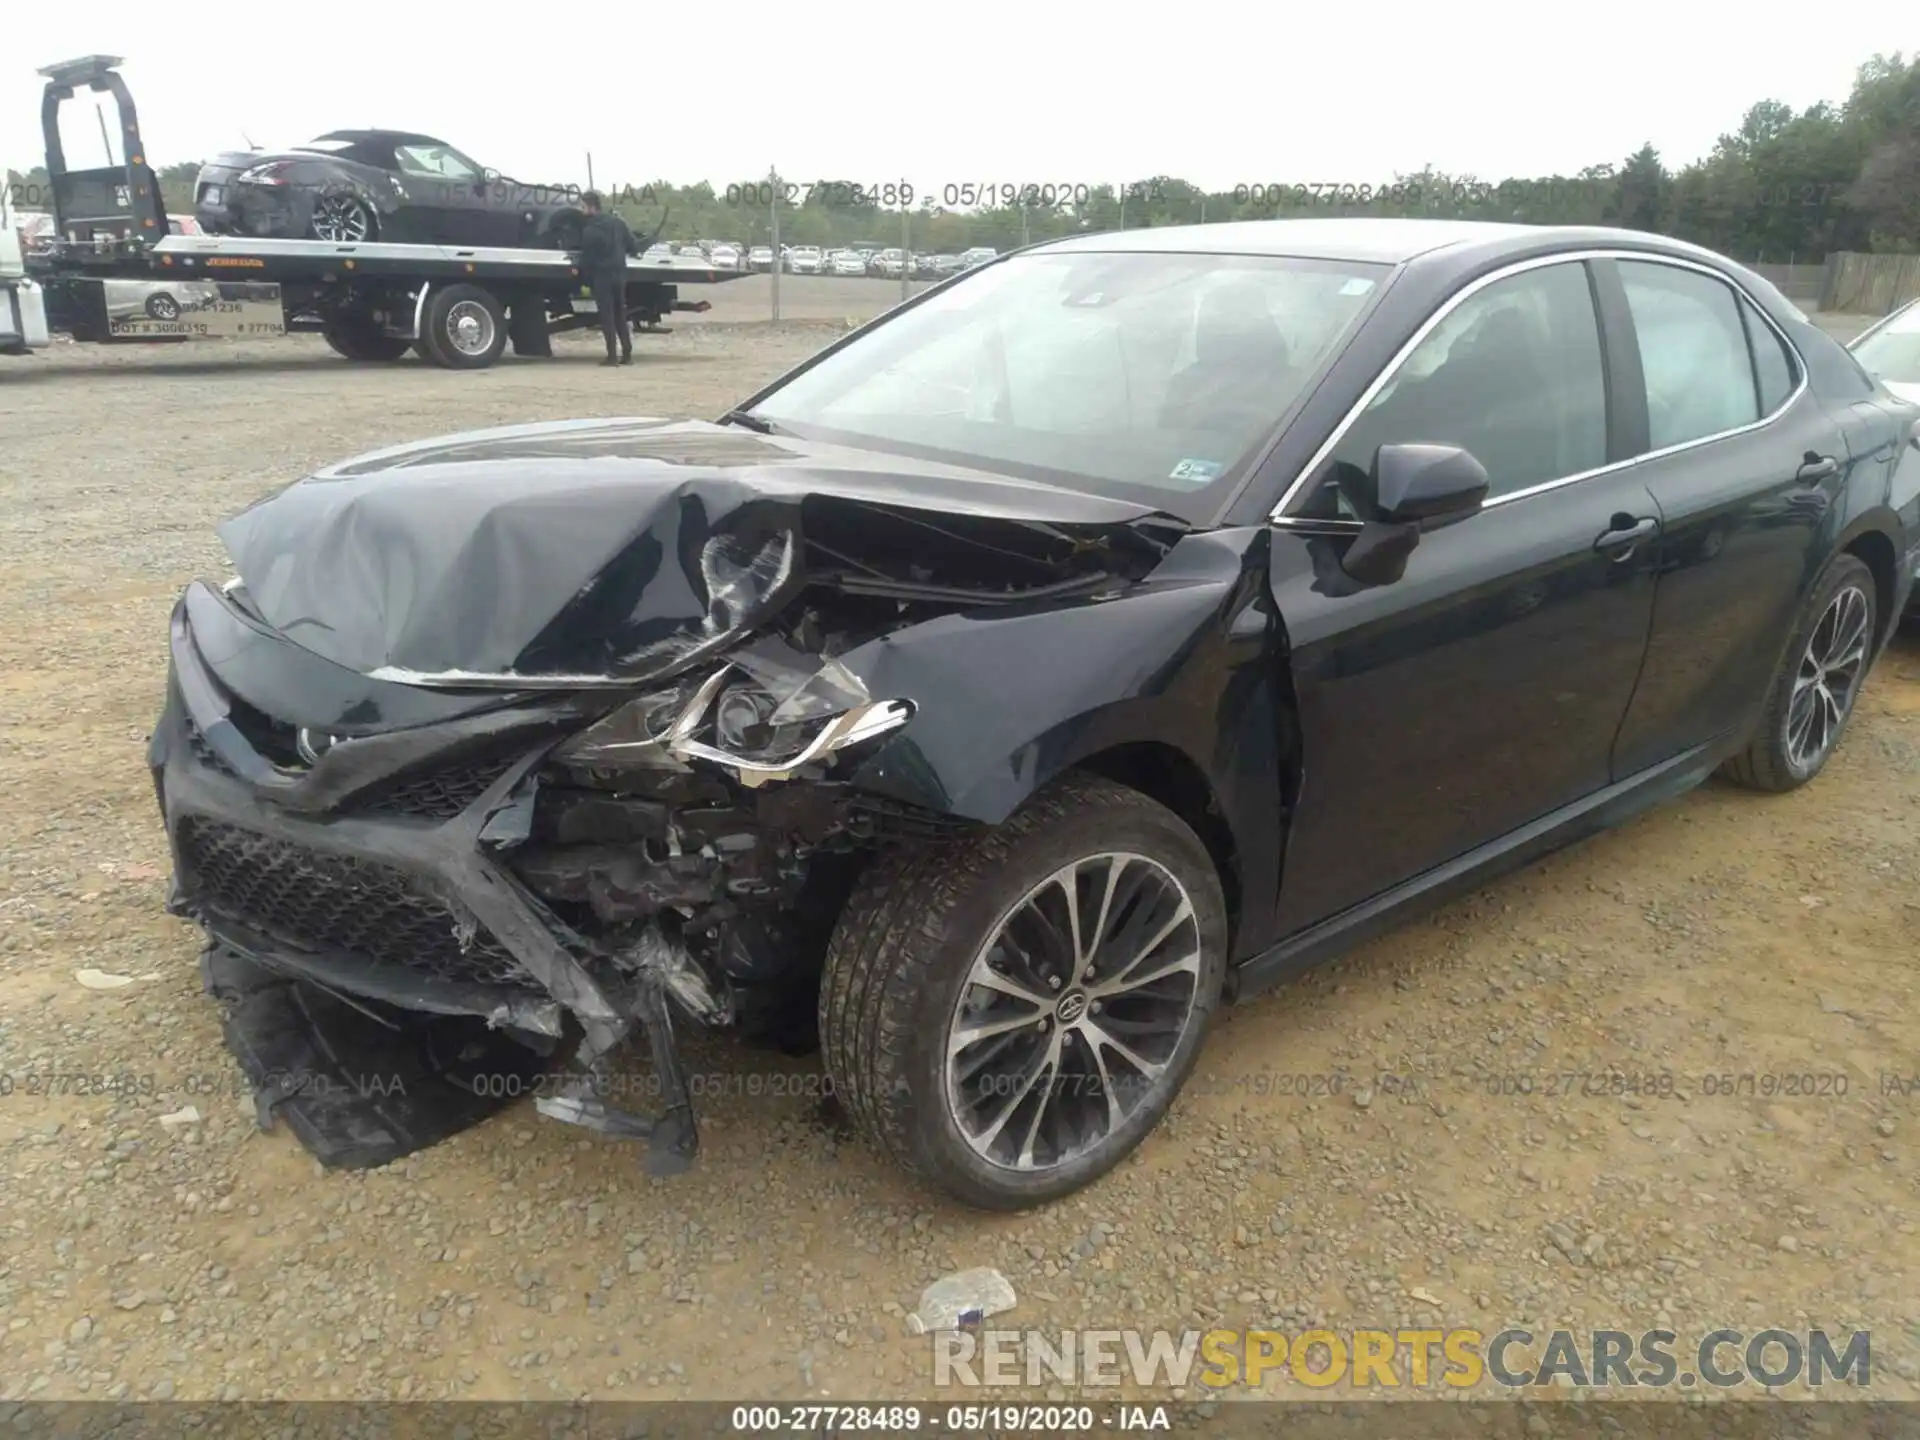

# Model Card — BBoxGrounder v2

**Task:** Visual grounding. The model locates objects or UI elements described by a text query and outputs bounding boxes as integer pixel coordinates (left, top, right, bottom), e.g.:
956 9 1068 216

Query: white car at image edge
1850 296 1920 405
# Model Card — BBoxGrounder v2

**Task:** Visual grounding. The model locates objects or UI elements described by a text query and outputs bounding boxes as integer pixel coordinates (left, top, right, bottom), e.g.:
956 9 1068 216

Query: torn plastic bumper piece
535 983 698 1176
153 608 718 1173
199 939 551 1170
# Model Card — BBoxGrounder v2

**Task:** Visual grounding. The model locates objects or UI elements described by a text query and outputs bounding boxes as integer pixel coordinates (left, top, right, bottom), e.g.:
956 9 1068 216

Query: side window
1301 261 1607 514
1741 299 1798 415
1619 261 1759 450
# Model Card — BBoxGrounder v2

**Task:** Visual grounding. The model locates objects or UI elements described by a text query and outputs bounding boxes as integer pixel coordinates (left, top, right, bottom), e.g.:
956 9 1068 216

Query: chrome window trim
1269 248 1812 522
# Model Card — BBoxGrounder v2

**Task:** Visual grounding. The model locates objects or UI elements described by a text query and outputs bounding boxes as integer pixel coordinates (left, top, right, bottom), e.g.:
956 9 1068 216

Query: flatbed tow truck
25 56 746 370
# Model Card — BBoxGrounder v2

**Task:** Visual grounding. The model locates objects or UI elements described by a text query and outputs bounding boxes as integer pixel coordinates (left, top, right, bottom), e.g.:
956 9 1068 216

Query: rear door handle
1796 454 1840 482
1594 516 1659 557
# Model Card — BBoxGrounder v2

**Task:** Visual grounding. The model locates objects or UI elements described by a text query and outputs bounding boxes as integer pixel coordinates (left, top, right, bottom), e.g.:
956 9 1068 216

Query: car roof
310 129 451 148
1025 217 1714 266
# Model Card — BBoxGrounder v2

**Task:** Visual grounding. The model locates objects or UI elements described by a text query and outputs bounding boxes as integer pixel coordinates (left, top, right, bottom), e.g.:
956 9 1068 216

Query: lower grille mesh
357 754 519 819
177 818 534 990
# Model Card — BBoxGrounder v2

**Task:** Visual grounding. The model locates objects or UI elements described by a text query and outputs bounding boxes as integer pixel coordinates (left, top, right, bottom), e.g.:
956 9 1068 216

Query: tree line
13 52 1918 261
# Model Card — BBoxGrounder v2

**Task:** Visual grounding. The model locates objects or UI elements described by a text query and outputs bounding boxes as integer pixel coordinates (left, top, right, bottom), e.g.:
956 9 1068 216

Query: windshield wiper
718 409 776 434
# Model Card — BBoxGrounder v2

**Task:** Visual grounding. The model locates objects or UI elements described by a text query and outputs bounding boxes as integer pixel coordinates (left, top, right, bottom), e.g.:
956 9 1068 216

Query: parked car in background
932 253 964 278
148 219 1918 1210
194 131 585 248
709 244 741 271
13 211 57 255
959 246 998 268
830 249 869 277
675 245 707 264
787 245 824 275
642 243 675 264
1847 296 1920 620
1850 296 1920 404
748 246 775 272
105 278 222 323
872 248 909 278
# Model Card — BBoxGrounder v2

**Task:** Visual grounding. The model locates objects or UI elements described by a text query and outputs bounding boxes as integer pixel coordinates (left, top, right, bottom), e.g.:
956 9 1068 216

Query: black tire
322 315 411 362
144 291 181 320
819 773 1228 1210
1722 552 1877 792
415 284 508 370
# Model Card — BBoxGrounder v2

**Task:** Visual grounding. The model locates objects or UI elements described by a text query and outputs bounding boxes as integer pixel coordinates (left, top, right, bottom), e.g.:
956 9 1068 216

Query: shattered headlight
557 647 912 787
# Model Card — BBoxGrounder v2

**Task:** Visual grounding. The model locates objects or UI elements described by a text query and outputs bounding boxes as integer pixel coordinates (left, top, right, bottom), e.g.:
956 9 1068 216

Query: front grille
177 818 535 990
356 754 519 820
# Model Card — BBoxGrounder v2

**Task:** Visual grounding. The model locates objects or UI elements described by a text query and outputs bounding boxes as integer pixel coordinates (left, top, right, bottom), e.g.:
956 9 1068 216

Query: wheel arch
1838 519 1902 650
1071 741 1244 947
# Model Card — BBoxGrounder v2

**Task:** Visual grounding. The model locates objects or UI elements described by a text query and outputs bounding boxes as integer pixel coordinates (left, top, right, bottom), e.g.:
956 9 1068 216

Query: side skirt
1228 739 1726 1003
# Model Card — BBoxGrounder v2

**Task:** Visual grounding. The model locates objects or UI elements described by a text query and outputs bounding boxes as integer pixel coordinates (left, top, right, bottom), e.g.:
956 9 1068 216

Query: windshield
1853 301 1920 387
748 249 1387 511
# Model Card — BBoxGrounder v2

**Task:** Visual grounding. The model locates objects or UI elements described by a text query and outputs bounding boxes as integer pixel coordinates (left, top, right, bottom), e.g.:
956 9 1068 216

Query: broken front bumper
149 586 712 1174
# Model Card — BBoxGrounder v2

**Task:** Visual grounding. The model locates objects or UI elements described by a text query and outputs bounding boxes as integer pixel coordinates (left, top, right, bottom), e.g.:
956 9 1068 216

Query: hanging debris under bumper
148 582 959 1174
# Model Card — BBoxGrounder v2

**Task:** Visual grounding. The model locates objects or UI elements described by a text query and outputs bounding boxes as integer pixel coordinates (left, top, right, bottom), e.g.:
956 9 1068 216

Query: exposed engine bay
151 420 1198 1176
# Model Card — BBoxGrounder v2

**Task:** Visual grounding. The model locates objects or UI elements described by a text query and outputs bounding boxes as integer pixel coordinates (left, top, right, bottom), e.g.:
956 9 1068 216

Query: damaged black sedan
151 218 1920 1209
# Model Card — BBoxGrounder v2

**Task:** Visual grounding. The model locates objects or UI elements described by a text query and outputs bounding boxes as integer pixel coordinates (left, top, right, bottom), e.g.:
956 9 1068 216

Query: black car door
390 142 509 245
1602 258 1879 776
1267 256 1662 934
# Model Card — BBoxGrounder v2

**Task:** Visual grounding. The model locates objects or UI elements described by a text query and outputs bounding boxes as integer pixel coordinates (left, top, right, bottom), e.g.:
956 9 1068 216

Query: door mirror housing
1337 443 1490 588
1371 442 1490 526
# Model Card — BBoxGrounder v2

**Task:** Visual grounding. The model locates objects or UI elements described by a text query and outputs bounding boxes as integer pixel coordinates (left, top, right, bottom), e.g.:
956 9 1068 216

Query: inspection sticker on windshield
1339 277 1376 296
1169 459 1224 484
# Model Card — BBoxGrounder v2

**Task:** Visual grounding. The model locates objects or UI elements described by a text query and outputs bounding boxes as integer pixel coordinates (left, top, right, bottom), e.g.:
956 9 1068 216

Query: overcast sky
6 7 1915 197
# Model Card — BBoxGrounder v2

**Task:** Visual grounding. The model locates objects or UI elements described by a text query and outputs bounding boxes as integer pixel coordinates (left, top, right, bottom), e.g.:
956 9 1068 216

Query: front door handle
1594 516 1659 558
1796 454 1840 482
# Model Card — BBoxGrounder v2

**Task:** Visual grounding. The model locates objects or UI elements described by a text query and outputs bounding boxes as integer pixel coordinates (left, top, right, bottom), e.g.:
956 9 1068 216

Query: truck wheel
1721 552 1878 792
416 284 508 369
144 291 182 321
819 774 1227 1210
322 316 411 362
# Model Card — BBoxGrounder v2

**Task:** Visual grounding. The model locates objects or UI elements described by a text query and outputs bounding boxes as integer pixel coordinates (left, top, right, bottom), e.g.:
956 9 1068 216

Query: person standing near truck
577 191 638 366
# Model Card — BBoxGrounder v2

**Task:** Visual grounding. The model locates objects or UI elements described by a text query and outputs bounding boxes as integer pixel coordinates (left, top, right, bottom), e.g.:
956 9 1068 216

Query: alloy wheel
1786 581 1872 773
312 194 373 243
944 852 1202 1173
443 300 496 357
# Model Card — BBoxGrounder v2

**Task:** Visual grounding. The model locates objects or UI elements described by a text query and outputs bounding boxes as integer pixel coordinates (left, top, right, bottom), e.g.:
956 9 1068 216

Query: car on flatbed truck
195 131 585 250
27 56 739 371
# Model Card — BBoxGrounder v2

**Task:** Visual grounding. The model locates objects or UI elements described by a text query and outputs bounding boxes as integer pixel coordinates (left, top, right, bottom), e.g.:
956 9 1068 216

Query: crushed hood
218 417 1186 686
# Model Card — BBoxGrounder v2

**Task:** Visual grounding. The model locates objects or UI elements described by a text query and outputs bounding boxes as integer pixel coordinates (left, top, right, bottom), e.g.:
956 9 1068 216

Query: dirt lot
1 305 1917 1409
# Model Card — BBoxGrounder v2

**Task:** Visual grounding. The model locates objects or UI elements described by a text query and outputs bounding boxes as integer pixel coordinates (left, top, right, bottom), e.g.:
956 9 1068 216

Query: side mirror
1371 442 1490 526
1339 443 1489 588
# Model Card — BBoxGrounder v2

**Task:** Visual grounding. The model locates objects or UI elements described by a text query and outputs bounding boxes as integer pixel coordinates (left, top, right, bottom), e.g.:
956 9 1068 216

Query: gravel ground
0 307 1916 1409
